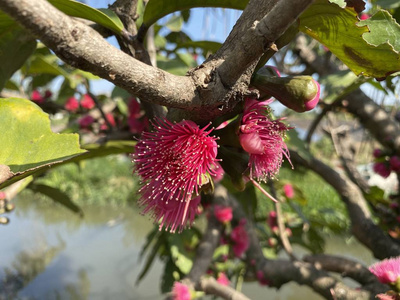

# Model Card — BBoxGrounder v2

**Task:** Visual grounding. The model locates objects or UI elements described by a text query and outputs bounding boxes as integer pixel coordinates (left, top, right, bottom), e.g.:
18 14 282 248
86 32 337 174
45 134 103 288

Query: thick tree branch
290 150 400 259
303 254 386 290
0 0 196 109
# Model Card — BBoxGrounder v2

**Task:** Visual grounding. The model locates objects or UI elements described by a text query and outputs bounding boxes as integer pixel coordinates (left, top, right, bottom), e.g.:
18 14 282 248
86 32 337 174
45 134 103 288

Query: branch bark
290 150 400 260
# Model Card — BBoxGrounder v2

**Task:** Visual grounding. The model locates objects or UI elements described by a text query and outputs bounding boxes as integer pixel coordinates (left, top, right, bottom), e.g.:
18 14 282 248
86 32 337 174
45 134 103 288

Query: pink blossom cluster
373 149 400 178
64 94 95 112
30 89 52 104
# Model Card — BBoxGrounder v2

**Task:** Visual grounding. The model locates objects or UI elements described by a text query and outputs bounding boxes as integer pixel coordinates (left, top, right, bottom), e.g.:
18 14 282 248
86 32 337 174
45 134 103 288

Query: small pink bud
373 162 391 178
267 211 277 229
214 205 233 223
31 90 44 103
360 13 369 20
390 156 400 172
283 184 294 199
78 115 95 129
0 191 6 200
80 94 95 110
373 149 383 158
65 97 79 112
172 282 191 300
216 272 230 286
256 270 271 286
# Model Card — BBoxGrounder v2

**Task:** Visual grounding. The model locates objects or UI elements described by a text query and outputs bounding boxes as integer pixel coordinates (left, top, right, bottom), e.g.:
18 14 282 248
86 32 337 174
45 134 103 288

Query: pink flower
133 119 220 233
80 94 95 109
231 219 249 257
256 270 271 286
65 97 79 112
283 183 294 199
214 205 233 223
78 115 95 129
369 257 400 284
373 162 391 178
0 191 6 200
239 98 291 181
390 156 400 173
31 90 44 104
172 282 191 300
216 272 230 286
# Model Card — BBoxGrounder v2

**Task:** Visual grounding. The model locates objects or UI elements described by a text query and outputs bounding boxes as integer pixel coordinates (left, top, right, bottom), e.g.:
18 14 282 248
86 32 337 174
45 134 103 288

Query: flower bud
251 71 320 112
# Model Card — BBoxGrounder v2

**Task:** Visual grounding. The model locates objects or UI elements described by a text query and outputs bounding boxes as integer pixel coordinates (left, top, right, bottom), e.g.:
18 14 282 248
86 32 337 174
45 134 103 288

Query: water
0 196 376 300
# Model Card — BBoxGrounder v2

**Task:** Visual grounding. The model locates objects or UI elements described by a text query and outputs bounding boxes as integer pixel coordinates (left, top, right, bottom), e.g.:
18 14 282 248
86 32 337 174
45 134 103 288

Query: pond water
0 196 376 300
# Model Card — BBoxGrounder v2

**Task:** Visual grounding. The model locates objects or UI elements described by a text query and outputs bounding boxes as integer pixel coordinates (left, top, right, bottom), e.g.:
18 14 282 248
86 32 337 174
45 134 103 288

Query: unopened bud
251 70 320 112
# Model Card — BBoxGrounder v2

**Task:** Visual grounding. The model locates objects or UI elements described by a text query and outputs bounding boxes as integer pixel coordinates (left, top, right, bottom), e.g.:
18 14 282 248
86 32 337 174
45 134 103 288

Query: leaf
0 12 36 91
136 233 166 284
160 258 179 293
29 183 83 216
299 0 400 79
168 230 198 274
157 54 192 75
165 14 184 32
0 98 86 189
376 0 400 10
142 0 249 29
175 41 222 55
358 10 400 50
47 0 124 34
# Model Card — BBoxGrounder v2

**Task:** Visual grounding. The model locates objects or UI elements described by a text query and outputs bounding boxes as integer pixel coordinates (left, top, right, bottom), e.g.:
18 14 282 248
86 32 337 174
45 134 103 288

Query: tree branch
0 0 196 109
290 150 400 259
224 186 378 300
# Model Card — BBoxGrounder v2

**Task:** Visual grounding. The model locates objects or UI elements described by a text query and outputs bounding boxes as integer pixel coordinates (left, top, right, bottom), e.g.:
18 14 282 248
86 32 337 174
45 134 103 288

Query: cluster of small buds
373 149 400 178
0 191 14 225
30 89 52 104
65 94 95 112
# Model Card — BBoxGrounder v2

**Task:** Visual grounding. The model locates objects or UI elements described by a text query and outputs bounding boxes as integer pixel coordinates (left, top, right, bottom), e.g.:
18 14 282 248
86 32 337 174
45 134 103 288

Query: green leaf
175 41 222 55
165 14 184 32
376 0 400 10
47 0 124 34
0 98 86 189
161 258 179 293
299 0 400 79
358 10 400 50
136 233 166 284
157 54 192 75
29 183 83 216
168 231 198 274
0 12 36 91
142 0 248 29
